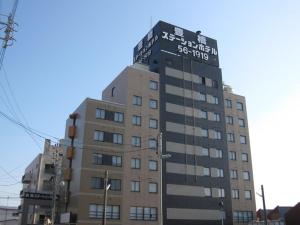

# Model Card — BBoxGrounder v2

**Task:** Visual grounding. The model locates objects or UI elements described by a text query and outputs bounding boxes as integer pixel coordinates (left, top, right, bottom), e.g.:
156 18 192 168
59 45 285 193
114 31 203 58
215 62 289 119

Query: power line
0 166 19 182
0 181 20 187
0 66 43 150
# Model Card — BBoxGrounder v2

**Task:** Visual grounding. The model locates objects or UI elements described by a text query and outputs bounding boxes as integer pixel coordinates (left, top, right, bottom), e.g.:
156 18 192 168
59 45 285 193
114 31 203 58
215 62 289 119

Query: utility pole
0 0 19 68
159 132 163 225
157 132 171 225
4 196 9 225
102 170 109 225
51 146 59 225
261 185 268 225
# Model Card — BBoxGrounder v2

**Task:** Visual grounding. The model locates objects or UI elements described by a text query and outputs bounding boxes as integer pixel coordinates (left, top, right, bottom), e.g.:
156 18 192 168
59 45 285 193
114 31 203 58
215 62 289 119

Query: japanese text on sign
162 27 218 61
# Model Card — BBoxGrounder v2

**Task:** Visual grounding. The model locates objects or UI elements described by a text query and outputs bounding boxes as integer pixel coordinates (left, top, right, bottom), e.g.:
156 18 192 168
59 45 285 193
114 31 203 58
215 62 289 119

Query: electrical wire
0 181 20 186
0 108 162 157
0 166 19 182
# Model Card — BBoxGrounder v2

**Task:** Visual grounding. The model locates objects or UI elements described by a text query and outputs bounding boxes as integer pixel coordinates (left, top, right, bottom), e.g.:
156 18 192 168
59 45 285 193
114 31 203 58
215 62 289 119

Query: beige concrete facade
65 99 125 225
224 85 256 225
64 64 160 225
103 64 160 225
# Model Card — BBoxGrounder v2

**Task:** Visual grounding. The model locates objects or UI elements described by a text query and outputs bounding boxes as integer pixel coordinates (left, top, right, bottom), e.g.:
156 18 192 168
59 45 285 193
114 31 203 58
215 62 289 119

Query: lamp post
256 185 267 225
218 200 224 225
102 170 110 225
158 132 171 225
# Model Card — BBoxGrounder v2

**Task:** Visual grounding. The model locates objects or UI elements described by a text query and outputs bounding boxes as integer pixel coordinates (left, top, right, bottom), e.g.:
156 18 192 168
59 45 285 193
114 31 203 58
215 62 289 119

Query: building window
130 207 157 221
225 99 232 108
111 87 116 97
200 147 209 156
212 80 218 88
218 188 225 198
232 189 239 199
216 149 223 158
149 99 158 109
233 211 253 223
236 102 244 111
149 160 158 171
91 177 103 189
133 95 142 106
94 130 104 141
132 115 141 126
149 119 158 129
130 207 143 220
241 153 248 162
149 80 158 90
243 171 250 180
217 169 224 178
245 190 252 200
132 136 141 147
226 116 233 125
203 167 210 176
89 204 102 218
131 181 140 192
212 130 222 140
112 156 122 167
238 118 245 127
240 135 247 144
230 170 238 179
200 110 207 119
131 158 141 169
144 207 157 221
92 153 102 165
213 96 219 104
229 151 236 160
114 112 124 123
110 179 121 191
148 139 157 149
204 187 212 197
113 133 123 144
227 133 235 142
96 108 105 119
212 113 220 122
148 182 158 193
199 93 206 101
207 94 218 104
201 128 208 137
89 204 120 219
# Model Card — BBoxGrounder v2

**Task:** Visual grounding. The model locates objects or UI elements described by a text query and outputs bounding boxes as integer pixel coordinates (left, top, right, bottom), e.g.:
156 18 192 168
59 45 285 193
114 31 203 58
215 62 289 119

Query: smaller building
256 205 292 225
0 206 18 225
284 202 300 225
19 139 65 225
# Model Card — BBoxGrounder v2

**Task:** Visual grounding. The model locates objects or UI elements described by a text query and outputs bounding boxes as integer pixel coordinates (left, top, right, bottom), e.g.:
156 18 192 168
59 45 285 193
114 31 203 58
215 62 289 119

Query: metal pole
102 170 109 225
52 150 58 225
159 132 163 225
261 185 267 225
4 196 8 225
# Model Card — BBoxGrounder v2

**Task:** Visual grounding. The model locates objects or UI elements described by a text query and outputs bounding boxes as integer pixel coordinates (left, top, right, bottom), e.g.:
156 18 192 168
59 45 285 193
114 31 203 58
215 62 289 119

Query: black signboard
133 21 219 67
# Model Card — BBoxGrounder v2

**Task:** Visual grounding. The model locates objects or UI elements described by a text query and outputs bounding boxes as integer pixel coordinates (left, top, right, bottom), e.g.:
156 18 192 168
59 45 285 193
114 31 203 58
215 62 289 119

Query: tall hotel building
63 21 256 225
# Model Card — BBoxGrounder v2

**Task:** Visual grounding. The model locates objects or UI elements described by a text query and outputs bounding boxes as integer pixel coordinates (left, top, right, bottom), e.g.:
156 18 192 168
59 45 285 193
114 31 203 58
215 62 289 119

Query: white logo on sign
147 29 153 41
197 35 207 45
138 40 143 51
174 27 184 37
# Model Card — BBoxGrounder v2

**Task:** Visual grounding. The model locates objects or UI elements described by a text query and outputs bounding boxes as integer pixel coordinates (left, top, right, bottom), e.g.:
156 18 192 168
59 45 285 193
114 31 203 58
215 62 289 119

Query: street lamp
256 185 267 225
219 200 224 225
158 132 171 225
102 170 110 225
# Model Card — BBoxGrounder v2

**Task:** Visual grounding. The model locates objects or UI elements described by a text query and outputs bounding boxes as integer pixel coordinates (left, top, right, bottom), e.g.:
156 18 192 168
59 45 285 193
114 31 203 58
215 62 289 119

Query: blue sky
0 0 300 209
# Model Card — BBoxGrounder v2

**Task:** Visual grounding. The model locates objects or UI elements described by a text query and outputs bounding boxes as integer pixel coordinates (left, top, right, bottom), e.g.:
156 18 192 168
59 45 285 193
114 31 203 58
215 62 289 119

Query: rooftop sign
133 21 219 67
